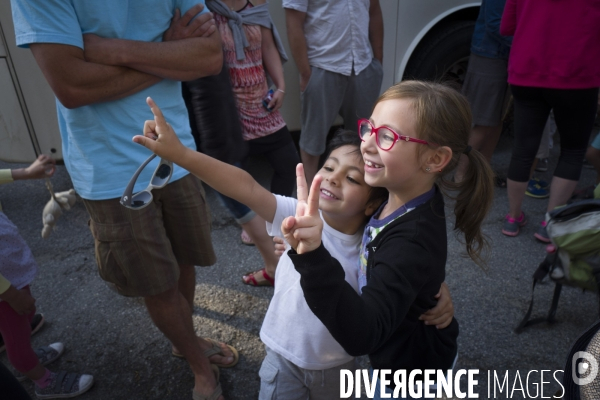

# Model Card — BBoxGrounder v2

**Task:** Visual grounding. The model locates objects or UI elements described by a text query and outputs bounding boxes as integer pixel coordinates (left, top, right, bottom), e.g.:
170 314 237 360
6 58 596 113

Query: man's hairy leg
172 264 235 366
144 286 220 398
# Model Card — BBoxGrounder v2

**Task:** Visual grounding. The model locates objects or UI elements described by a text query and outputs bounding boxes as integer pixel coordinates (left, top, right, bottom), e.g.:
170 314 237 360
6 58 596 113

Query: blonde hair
377 80 494 266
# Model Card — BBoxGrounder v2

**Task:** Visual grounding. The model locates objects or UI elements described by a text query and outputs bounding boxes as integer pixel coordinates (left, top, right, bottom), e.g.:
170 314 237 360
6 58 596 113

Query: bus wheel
403 20 475 88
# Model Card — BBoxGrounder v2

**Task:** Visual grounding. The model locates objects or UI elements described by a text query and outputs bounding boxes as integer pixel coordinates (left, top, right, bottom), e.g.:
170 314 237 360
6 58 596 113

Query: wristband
277 89 285 94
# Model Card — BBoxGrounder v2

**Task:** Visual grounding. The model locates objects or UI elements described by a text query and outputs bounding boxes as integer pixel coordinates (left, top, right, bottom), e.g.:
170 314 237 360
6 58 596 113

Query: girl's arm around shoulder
134 97 277 223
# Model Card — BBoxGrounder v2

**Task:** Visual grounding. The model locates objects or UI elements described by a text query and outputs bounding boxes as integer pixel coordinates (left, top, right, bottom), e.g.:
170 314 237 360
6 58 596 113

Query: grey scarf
206 0 288 62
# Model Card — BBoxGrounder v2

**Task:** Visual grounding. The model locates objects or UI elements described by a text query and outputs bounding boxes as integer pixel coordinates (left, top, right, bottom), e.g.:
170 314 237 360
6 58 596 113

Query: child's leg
258 347 309 400
307 358 357 400
0 286 44 379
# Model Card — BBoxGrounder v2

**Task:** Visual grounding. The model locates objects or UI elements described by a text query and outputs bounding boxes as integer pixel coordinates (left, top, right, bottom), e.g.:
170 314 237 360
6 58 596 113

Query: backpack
515 185 600 333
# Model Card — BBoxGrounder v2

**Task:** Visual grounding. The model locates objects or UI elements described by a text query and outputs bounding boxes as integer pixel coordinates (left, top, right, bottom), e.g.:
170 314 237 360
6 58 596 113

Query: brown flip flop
192 365 221 400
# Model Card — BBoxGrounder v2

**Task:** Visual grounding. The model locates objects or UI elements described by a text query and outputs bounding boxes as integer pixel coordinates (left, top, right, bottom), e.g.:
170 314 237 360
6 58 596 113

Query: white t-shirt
260 195 361 370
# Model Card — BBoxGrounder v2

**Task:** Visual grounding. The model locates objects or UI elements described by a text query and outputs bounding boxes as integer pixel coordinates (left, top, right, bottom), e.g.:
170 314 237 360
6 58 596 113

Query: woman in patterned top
207 0 300 286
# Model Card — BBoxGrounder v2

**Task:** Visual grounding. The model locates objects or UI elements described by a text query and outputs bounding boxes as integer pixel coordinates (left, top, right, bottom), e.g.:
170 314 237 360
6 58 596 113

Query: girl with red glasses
282 80 495 398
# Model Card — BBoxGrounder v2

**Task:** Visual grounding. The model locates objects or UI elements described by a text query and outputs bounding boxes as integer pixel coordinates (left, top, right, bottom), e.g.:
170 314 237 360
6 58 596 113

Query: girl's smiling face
360 99 435 208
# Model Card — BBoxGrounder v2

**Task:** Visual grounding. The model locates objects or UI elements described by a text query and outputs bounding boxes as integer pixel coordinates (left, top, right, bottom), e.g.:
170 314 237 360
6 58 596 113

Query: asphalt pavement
1 127 599 400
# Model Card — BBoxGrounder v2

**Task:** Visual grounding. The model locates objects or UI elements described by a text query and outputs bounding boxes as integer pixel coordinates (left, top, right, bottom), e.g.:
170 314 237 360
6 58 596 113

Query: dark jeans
508 85 599 182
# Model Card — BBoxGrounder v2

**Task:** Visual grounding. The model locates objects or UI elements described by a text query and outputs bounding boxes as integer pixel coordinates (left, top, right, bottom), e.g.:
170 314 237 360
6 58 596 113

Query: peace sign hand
281 164 324 254
133 97 187 162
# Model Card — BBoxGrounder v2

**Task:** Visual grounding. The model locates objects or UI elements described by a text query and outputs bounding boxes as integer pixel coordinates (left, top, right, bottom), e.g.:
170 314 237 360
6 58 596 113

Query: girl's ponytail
449 146 494 267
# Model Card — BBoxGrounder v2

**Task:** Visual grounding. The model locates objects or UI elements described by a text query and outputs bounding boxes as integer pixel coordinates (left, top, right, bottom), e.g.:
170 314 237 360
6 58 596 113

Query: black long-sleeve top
289 189 458 374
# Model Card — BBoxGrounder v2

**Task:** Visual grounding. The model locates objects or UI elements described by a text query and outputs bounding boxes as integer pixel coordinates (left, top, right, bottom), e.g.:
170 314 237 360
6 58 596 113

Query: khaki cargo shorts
83 174 216 297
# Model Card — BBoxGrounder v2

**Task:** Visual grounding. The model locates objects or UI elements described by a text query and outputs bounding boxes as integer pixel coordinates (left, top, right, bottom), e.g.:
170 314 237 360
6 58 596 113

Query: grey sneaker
35 371 94 399
501 212 527 237
16 343 65 382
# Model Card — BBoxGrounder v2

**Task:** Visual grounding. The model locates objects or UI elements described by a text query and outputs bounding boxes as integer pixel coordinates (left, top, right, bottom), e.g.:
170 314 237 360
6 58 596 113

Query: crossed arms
29 4 223 109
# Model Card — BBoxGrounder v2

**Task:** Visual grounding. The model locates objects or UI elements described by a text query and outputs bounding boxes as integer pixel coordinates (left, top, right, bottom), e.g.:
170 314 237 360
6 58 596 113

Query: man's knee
144 285 180 307
179 263 195 274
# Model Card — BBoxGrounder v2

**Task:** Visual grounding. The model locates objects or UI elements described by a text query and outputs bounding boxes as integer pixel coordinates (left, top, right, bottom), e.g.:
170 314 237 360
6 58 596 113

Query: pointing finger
146 97 168 132
306 174 322 217
296 163 308 204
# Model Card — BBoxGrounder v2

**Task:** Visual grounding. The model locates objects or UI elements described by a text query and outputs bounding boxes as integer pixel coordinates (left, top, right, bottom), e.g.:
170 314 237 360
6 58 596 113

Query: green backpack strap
515 252 560 333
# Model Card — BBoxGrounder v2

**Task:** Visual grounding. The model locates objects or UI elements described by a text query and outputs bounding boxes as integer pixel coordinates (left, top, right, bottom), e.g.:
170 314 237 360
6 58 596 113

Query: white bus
0 0 480 162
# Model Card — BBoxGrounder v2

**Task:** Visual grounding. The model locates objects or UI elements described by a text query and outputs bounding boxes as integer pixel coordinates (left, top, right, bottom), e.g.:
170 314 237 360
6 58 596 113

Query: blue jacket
471 0 512 59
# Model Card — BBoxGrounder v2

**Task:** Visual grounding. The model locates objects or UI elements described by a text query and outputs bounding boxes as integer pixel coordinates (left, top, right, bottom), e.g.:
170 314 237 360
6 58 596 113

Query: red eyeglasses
358 118 431 151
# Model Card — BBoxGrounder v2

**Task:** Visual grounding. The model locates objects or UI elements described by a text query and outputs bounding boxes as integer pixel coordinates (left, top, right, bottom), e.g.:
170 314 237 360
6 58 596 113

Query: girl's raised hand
281 164 323 254
133 97 187 162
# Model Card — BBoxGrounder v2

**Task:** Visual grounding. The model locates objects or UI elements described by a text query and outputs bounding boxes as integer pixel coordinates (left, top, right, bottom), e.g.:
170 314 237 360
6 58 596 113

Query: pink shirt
500 0 600 89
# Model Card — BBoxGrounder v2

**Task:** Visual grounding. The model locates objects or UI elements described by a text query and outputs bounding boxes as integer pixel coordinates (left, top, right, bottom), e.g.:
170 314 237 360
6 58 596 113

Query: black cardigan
289 189 458 374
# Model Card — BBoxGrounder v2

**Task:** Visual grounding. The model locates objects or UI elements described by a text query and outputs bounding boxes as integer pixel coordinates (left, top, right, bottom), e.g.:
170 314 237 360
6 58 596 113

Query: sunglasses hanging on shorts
120 154 173 210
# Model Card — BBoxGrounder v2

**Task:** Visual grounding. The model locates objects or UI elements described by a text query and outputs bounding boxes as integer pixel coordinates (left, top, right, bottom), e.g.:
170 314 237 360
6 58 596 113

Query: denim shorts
217 193 256 224
215 162 255 224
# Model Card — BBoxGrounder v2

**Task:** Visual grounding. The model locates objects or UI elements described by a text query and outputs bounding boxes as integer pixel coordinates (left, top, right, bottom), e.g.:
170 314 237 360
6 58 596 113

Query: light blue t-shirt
11 0 207 200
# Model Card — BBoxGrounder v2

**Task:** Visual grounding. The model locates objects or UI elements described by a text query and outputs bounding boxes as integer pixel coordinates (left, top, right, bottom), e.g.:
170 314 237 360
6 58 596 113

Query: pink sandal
242 268 274 287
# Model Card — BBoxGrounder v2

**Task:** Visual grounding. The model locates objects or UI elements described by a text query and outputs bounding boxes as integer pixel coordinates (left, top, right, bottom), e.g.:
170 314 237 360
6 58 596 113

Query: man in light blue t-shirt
11 1 233 398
